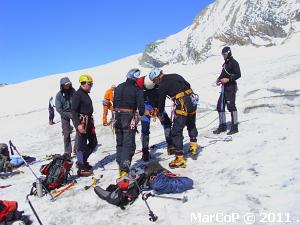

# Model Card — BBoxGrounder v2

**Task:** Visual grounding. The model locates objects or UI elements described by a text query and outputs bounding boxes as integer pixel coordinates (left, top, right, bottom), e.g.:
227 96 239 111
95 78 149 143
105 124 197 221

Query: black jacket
71 87 94 128
143 85 159 107
157 74 191 113
113 78 144 116
217 57 241 87
55 88 75 119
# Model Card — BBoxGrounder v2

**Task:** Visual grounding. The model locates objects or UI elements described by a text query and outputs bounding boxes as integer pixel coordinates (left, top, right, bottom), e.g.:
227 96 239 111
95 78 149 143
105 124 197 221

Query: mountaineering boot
77 164 93 177
213 124 227 134
227 111 238 135
169 155 186 169
227 124 238 135
84 162 93 170
213 111 227 134
141 148 150 162
167 146 176 155
118 167 128 179
188 142 198 158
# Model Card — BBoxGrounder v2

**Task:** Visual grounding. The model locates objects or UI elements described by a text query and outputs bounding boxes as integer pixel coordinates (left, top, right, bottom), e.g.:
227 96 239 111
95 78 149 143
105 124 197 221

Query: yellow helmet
79 74 93 83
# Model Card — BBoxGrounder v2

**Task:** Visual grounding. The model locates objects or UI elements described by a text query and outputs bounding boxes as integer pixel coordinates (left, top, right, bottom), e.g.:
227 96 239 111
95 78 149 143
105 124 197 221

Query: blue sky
0 0 214 84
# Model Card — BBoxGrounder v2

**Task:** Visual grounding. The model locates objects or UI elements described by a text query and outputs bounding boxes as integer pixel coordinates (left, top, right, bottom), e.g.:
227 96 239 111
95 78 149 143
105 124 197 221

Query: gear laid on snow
0 200 32 225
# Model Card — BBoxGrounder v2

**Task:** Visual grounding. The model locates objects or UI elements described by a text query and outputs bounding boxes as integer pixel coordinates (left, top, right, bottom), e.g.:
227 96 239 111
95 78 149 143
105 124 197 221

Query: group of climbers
45 46 241 179
1 46 241 223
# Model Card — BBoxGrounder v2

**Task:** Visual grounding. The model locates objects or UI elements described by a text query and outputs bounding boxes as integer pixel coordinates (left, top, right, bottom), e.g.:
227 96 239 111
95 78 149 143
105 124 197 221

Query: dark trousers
76 122 98 165
217 85 237 112
61 117 78 155
172 95 198 155
49 109 54 122
141 111 172 149
115 112 136 172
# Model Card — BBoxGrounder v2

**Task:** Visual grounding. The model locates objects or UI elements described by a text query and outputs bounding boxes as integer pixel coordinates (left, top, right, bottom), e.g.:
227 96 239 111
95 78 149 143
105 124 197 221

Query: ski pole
9 143 14 155
144 193 188 203
126 165 158 222
9 140 55 200
26 194 43 225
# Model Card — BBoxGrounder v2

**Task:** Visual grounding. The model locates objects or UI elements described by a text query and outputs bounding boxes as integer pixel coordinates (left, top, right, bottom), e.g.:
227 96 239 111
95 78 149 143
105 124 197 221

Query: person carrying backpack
55 77 78 156
71 74 98 177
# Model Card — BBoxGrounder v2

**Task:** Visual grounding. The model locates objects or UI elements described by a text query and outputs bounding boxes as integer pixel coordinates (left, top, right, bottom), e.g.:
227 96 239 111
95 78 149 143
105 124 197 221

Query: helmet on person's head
144 74 155 90
79 74 93 83
127 68 141 80
222 46 232 57
149 68 162 81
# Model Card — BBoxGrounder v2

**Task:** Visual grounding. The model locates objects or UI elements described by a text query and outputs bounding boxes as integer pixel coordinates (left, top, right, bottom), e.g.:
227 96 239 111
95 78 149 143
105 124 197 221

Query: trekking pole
26 194 43 225
126 165 157 222
144 192 188 203
9 141 55 200
9 143 14 155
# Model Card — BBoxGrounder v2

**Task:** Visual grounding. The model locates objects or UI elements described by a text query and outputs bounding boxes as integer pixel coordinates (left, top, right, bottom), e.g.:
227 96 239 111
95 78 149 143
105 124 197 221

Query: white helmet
144 74 155 90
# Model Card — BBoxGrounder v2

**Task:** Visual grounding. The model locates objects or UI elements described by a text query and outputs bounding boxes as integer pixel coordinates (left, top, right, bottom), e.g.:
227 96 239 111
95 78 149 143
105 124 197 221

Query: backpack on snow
0 143 12 173
39 154 73 190
0 200 31 224
94 172 147 209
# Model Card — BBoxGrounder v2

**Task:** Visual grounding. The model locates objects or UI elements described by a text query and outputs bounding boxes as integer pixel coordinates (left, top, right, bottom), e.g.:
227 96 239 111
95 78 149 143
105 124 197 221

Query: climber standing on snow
102 85 116 126
48 96 55 125
55 77 78 157
149 68 199 169
113 68 144 178
213 46 241 135
136 74 174 161
72 74 98 177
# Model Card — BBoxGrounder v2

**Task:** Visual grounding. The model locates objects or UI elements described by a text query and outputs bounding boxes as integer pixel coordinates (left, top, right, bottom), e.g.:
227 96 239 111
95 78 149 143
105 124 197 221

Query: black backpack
94 173 147 209
40 155 73 190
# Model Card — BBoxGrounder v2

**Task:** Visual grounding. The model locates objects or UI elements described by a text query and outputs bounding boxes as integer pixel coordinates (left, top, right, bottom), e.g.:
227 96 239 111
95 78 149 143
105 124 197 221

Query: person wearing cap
136 74 174 161
213 46 241 135
102 85 116 126
48 96 55 125
113 68 144 178
71 74 98 176
55 77 77 156
149 68 199 169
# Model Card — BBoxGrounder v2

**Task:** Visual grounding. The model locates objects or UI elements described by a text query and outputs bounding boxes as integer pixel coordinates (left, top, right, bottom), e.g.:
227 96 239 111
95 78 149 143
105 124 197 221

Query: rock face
140 0 300 67
0 83 8 87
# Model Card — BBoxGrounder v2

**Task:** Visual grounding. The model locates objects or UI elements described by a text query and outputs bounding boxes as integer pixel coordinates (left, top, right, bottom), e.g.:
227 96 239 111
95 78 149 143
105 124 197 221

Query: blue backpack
149 171 193 194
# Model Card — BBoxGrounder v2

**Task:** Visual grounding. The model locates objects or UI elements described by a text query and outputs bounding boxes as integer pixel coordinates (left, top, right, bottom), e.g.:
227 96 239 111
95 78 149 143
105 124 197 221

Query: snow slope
140 0 300 67
1 25 300 225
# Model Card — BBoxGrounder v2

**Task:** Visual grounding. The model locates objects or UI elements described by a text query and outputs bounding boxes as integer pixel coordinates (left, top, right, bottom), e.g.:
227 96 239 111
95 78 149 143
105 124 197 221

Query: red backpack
0 200 17 222
40 155 73 190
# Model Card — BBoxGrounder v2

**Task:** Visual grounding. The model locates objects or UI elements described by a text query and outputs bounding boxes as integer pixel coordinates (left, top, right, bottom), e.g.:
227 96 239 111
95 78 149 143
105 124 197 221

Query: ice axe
125 163 158 222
